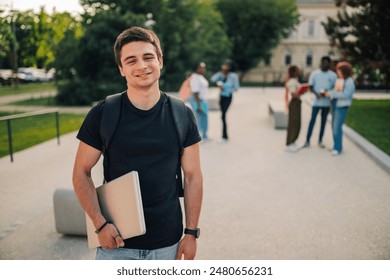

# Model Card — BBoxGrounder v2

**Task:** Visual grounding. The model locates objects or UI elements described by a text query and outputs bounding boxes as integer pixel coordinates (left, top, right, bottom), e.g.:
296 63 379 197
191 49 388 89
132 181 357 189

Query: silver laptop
86 171 146 248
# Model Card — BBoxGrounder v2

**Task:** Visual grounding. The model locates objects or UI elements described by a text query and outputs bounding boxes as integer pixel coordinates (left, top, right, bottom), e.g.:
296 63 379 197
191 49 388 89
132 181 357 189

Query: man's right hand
98 223 125 249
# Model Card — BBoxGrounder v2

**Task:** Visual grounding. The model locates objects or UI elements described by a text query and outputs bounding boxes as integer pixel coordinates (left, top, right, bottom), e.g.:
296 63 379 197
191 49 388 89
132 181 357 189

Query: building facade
243 0 341 84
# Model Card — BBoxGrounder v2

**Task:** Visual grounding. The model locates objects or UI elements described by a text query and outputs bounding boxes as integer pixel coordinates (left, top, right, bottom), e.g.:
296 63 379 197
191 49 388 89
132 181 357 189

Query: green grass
345 99 390 155
0 112 85 158
0 82 56 97
9 96 57 106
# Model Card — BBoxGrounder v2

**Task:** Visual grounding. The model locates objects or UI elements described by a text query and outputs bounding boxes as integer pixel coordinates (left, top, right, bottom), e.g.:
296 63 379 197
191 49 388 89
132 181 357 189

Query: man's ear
118 66 125 77
159 57 163 69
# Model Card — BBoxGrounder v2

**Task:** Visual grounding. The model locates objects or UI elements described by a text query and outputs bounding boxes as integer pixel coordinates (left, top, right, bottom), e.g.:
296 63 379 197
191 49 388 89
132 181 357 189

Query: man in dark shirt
73 26 203 260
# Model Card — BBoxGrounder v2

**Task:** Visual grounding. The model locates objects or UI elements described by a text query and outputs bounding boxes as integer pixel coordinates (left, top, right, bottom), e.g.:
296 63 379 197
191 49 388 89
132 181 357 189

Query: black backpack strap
167 93 188 155
100 92 124 152
166 93 189 197
99 91 125 183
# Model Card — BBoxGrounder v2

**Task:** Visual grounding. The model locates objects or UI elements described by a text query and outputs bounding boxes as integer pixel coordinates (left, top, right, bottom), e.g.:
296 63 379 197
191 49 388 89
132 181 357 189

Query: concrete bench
206 88 220 111
268 101 288 129
53 188 87 236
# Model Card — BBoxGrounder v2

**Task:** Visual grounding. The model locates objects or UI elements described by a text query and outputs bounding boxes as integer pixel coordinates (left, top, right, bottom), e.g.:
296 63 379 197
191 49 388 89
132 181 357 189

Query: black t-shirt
77 92 201 250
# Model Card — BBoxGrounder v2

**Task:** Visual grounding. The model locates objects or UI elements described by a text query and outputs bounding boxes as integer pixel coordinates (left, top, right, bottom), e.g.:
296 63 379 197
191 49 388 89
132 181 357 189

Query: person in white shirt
189 62 210 140
285 65 302 152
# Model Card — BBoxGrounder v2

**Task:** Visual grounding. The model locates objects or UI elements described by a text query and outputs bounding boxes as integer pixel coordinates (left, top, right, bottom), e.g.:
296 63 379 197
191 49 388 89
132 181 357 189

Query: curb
302 97 390 175
343 124 390 175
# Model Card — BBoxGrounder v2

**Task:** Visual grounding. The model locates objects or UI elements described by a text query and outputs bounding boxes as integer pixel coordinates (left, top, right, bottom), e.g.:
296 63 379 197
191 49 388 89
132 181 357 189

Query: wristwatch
184 228 200 238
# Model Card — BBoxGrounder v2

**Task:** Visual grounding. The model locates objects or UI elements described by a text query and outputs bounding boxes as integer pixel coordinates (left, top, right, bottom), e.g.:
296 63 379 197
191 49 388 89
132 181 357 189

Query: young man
302 56 337 149
72 26 203 260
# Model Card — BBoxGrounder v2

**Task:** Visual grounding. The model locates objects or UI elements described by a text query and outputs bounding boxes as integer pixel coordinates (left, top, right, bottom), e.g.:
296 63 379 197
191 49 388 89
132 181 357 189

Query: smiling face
118 41 163 90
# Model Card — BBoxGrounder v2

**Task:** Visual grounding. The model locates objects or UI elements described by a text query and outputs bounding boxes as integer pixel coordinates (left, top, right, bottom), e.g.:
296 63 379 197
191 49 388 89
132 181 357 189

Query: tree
0 8 80 70
17 11 39 67
80 0 230 88
57 0 232 105
80 0 164 15
0 9 14 69
0 9 13 62
216 0 299 78
154 0 231 89
51 12 83 80
56 10 146 105
323 0 390 89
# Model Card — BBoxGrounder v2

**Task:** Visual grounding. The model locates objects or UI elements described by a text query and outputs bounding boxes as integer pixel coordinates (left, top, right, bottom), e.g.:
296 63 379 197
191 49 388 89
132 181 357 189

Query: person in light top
188 62 210 140
322 61 355 155
302 56 337 149
210 59 240 143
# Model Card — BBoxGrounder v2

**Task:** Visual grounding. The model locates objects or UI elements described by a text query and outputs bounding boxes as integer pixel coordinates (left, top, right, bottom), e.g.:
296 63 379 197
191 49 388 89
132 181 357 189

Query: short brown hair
113 26 163 67
288 65 299 78
336 61 353 78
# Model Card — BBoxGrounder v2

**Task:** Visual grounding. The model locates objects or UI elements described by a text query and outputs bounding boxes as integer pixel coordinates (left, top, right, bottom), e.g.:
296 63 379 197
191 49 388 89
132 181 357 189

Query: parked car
17 67 55 83
17 68 36 83
0 69 13 85
0 68 55 85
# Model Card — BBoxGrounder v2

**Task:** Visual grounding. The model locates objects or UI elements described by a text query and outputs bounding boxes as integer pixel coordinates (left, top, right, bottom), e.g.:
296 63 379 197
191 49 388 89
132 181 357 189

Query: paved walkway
0 88 390 260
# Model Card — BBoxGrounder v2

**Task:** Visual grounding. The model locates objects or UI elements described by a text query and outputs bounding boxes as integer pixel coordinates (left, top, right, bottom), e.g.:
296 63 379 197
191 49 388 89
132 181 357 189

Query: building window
264 55 271 66
307 20 315 37
285 52 291 66
306 51 313 67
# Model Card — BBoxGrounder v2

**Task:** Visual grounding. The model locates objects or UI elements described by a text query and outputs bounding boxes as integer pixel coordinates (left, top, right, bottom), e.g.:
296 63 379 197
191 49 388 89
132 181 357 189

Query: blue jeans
306 106 330 144
96 242 179 260
331 106 348 153
189 96 209 139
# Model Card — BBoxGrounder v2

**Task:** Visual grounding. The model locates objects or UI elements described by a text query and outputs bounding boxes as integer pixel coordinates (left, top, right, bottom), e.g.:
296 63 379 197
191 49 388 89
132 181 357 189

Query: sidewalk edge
302 97 390 175
343 124 390 175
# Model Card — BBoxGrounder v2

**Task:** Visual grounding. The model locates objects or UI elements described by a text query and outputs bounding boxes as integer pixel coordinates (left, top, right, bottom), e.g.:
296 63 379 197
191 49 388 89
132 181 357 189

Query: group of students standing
285 56 356 155
182 55 355 155
180 59 240 143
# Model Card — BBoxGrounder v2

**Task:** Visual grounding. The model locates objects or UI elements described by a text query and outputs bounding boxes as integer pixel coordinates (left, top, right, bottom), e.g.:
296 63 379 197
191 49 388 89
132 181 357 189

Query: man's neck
126 86 161 110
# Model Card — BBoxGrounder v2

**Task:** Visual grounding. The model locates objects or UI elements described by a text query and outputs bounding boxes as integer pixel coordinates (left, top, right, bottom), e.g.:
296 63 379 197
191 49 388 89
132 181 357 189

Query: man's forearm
73 171 106 229
183 172 203 229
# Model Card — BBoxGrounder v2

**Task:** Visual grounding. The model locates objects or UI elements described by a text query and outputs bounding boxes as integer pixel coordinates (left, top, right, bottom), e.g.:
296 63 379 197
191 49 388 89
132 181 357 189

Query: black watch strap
184 228 200 238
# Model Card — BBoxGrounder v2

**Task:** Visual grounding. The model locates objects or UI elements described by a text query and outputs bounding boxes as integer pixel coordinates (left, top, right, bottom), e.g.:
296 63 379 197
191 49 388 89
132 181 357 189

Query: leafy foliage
58 0 231 104
0 10 14 65
56 10 146 105
1 0 300 104
0 8 83 71
322 0 390 88
154 0 231 89
216 0 299 76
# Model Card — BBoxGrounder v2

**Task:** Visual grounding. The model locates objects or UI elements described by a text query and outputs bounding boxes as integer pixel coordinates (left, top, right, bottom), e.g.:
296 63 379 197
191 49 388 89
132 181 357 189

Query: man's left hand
176 235 197 260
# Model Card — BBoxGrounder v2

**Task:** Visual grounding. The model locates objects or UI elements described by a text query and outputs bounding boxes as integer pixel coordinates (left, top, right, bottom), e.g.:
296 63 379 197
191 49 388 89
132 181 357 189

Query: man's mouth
136 72 151 78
